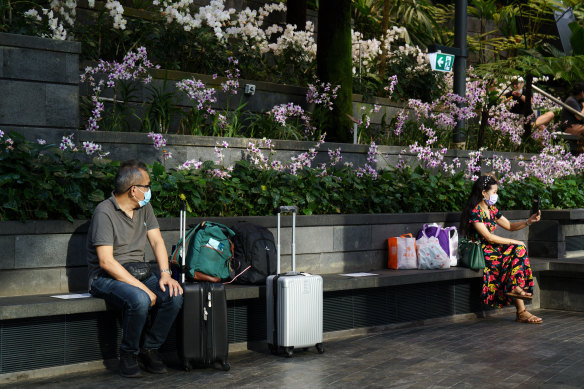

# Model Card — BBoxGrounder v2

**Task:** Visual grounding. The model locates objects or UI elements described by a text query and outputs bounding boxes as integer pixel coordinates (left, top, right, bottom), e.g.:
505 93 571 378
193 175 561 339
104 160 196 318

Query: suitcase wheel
284 347 294 358
222 362 231 371
316 343 324 354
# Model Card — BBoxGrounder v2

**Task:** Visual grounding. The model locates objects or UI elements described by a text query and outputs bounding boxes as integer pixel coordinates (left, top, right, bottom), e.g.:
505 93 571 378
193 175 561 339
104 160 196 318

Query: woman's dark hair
459 175 498 237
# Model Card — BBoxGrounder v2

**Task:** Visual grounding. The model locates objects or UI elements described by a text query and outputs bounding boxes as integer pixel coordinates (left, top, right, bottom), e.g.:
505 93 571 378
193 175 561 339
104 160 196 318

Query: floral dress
468 205 534 308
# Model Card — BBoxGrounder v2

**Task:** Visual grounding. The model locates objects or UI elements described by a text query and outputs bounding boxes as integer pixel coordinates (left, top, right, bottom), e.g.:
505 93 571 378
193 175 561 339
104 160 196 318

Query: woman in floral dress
459 175 542 323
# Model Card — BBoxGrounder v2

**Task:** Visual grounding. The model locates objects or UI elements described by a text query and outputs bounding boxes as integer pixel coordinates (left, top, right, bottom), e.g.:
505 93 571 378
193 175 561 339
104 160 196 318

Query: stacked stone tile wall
2 32 533 173
0 210 539 298
528 209 584 259
0 33 81 140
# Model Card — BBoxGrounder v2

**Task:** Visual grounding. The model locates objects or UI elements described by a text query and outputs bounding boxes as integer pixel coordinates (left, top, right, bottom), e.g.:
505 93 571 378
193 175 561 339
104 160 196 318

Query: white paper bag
387 234 417 269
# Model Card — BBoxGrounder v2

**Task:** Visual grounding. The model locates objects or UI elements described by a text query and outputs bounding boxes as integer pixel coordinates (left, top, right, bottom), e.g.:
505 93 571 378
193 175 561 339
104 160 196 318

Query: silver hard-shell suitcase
266 206 324 357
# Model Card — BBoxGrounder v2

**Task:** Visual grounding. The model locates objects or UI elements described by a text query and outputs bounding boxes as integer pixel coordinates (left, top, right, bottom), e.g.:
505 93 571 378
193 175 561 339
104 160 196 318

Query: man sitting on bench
561 81 584 136
87 160 183 378
504 78 555 132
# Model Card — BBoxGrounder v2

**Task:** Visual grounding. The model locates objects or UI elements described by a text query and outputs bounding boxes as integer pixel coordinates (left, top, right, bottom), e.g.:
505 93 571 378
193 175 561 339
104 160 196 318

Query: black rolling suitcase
176 203 230 371
177 283 230 371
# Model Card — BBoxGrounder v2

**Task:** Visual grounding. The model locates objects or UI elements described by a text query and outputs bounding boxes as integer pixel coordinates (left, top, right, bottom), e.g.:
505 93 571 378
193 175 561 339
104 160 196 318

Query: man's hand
147 289 157 307
147 228 183 297
159 272 183 297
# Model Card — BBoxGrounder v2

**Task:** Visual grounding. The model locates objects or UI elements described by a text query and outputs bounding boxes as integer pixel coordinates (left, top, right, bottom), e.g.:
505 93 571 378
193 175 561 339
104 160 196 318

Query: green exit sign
427 52 454 72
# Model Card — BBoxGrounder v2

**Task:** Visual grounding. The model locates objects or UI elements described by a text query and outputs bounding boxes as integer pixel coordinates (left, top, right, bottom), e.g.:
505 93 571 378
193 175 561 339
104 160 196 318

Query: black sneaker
119 351 142 378
139 348 168 374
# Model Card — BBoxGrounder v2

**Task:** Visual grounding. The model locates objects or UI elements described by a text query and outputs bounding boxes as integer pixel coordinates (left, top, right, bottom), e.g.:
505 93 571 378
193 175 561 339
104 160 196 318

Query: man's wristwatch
161 269 172 275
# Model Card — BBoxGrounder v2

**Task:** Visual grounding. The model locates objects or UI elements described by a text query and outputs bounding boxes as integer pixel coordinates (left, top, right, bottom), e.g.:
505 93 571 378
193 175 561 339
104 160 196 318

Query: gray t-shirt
86 194 159 289
561 96 584 130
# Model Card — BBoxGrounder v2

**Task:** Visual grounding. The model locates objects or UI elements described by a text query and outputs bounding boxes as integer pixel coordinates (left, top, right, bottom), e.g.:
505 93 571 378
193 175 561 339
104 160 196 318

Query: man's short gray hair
114 160 148 194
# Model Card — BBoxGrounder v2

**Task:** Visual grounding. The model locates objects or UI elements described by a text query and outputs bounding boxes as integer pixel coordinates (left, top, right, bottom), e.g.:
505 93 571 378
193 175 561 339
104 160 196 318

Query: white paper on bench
50 293 92 299
340 272 378 277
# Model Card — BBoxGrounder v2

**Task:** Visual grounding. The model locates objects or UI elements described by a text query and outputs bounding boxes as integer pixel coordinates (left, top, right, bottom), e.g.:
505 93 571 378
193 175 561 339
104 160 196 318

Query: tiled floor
7 309 584 388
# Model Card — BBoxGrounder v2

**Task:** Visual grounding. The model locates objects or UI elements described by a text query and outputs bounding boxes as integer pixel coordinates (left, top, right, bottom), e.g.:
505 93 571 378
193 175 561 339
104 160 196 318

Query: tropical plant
388 0 446 47
569 20 584 55
352 0 382 39
142 77 181 134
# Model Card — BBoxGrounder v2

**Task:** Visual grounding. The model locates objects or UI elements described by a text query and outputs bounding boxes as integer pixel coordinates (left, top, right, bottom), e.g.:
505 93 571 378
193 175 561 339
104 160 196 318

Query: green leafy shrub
0 133 116 221
1 132 583 222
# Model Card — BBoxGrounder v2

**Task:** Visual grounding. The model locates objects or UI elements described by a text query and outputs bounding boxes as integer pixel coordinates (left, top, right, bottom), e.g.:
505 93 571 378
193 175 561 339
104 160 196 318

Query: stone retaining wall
2 32 534 172
0 33 80 133
0 211 537 298
528 209 584 258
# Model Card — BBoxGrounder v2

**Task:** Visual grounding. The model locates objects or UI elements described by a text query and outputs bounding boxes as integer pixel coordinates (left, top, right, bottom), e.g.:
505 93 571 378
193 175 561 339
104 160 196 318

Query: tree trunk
286 0 307 30
378 0 391 76
316 0 353 143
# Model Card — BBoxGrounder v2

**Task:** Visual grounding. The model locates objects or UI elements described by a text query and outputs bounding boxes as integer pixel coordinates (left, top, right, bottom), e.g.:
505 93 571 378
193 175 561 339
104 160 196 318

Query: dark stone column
316 0 353 143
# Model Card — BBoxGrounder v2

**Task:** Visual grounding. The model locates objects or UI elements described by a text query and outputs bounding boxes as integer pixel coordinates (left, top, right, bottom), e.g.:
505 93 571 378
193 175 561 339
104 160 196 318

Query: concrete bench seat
1 257 583 383
0 284 260 321
0 258 556 321
3 209 584 382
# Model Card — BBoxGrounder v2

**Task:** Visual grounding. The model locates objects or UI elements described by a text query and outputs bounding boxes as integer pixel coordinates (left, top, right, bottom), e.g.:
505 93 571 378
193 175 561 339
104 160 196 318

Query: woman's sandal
505 287 533 300
516 310 543 324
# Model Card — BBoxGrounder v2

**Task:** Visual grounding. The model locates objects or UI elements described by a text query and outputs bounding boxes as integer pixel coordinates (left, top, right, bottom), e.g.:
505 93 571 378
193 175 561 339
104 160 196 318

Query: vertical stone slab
0 268 64 296
0 236 15 270
0 46 4 78
0 80 46 126
528 220 562 258
333 225 372 251
0 32 80 132
14 234 86 268
46 84 79 128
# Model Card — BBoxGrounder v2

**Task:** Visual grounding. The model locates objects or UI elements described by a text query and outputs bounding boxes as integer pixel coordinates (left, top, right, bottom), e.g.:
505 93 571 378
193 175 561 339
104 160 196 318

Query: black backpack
230 221 277 284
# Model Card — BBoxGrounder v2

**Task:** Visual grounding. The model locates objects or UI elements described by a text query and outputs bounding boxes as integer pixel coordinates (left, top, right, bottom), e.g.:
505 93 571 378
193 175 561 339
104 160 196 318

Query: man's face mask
135 186 151 207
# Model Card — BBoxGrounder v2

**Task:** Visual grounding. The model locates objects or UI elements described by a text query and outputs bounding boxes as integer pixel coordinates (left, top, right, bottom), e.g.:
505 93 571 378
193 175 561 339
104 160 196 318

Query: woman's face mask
482 182 498 206
484 193 498 206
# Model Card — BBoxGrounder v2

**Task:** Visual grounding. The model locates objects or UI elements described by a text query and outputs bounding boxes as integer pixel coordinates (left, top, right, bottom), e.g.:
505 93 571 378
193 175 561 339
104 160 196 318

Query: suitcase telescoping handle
277 205 297 274
180 201 187 284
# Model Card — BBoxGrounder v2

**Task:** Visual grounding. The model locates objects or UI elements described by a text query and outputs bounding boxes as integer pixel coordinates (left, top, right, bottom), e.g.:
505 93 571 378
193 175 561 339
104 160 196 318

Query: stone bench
2 209 584 383
0 264 493 383
0 257 562 319
2 256 583 384
0 264 492 321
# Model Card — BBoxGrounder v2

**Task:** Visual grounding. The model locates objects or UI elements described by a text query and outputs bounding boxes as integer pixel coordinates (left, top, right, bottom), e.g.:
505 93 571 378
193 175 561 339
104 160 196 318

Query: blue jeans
90 273 183 354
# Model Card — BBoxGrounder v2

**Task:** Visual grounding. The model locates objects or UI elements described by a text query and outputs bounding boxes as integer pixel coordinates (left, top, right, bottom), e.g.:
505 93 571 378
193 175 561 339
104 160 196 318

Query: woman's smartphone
531 194 540 216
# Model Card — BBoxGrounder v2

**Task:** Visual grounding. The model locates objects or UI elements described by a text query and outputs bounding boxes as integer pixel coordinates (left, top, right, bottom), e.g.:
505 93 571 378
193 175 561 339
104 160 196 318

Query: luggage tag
205 238 225 252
